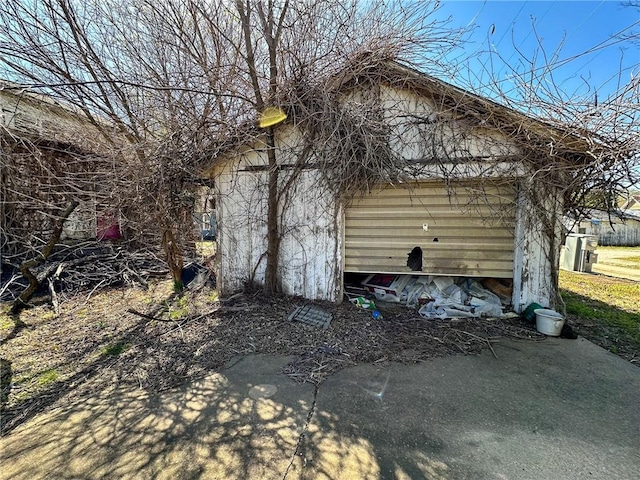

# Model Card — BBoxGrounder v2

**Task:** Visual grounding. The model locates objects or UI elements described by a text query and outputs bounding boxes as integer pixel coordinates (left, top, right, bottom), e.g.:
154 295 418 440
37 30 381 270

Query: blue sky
433 0 640 102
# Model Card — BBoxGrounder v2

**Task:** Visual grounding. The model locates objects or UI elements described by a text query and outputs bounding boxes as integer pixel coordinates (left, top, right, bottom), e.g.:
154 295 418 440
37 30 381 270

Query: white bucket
534 309 565 336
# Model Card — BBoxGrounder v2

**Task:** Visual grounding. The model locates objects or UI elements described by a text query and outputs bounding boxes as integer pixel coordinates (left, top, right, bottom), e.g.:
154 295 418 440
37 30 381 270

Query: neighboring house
620 194 640 211
1 81 116 257
193 190 217 240
566 209 640 246
204 60 610 312
599 210 640 246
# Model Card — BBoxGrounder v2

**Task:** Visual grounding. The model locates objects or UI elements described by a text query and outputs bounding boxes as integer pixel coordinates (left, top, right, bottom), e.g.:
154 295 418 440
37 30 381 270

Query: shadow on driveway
1 338 639 479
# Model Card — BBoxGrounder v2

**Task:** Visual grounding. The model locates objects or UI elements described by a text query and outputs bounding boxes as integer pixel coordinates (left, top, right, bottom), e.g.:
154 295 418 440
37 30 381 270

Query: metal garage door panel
344 183 516 277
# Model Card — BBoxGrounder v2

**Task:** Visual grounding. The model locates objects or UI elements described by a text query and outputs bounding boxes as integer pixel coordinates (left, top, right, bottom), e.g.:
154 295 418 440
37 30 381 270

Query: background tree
1 0 638 301
1 0 464 294
0 0 244 289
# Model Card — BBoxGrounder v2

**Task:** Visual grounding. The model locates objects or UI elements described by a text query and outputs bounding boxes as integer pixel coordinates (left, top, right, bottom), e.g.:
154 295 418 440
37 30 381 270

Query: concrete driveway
1 338 639 479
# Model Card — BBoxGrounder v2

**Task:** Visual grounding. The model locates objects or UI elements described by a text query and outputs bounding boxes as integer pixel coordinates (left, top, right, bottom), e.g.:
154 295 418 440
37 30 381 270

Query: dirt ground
2 246 638 437
0 279 546 436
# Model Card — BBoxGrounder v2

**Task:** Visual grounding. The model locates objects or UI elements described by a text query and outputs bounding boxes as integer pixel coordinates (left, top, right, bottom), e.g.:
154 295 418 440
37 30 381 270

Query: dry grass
595 246 640 269
4 255 637 438
0 279 543 435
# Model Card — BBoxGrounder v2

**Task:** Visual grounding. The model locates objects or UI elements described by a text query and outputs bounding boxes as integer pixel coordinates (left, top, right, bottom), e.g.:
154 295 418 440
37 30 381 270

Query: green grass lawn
559 269 640 360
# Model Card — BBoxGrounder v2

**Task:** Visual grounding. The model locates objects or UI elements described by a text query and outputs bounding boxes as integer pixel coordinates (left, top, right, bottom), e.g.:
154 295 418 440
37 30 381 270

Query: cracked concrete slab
297 338 640 480
0 355 315 480
2 339 639 480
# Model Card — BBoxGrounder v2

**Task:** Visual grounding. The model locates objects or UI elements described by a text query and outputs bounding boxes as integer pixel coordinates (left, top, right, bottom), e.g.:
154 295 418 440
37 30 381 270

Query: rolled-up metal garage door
344 182 516 277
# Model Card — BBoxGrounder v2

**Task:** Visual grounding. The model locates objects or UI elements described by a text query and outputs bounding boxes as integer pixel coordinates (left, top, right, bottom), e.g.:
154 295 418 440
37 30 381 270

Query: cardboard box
361 274 411 298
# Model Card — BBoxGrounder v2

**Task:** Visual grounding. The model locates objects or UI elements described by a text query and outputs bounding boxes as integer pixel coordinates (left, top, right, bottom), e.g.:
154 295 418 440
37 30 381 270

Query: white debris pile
360 274 507 319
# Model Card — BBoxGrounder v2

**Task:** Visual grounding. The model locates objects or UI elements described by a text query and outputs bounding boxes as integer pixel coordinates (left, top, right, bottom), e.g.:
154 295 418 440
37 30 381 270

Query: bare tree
1 0 464 295
1 0 637 304
206 0 467 293
448 16 640 305
0 0 243 289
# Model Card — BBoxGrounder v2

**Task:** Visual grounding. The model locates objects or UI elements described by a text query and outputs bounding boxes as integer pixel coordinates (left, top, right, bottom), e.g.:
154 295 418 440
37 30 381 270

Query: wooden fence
599 223 640 246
